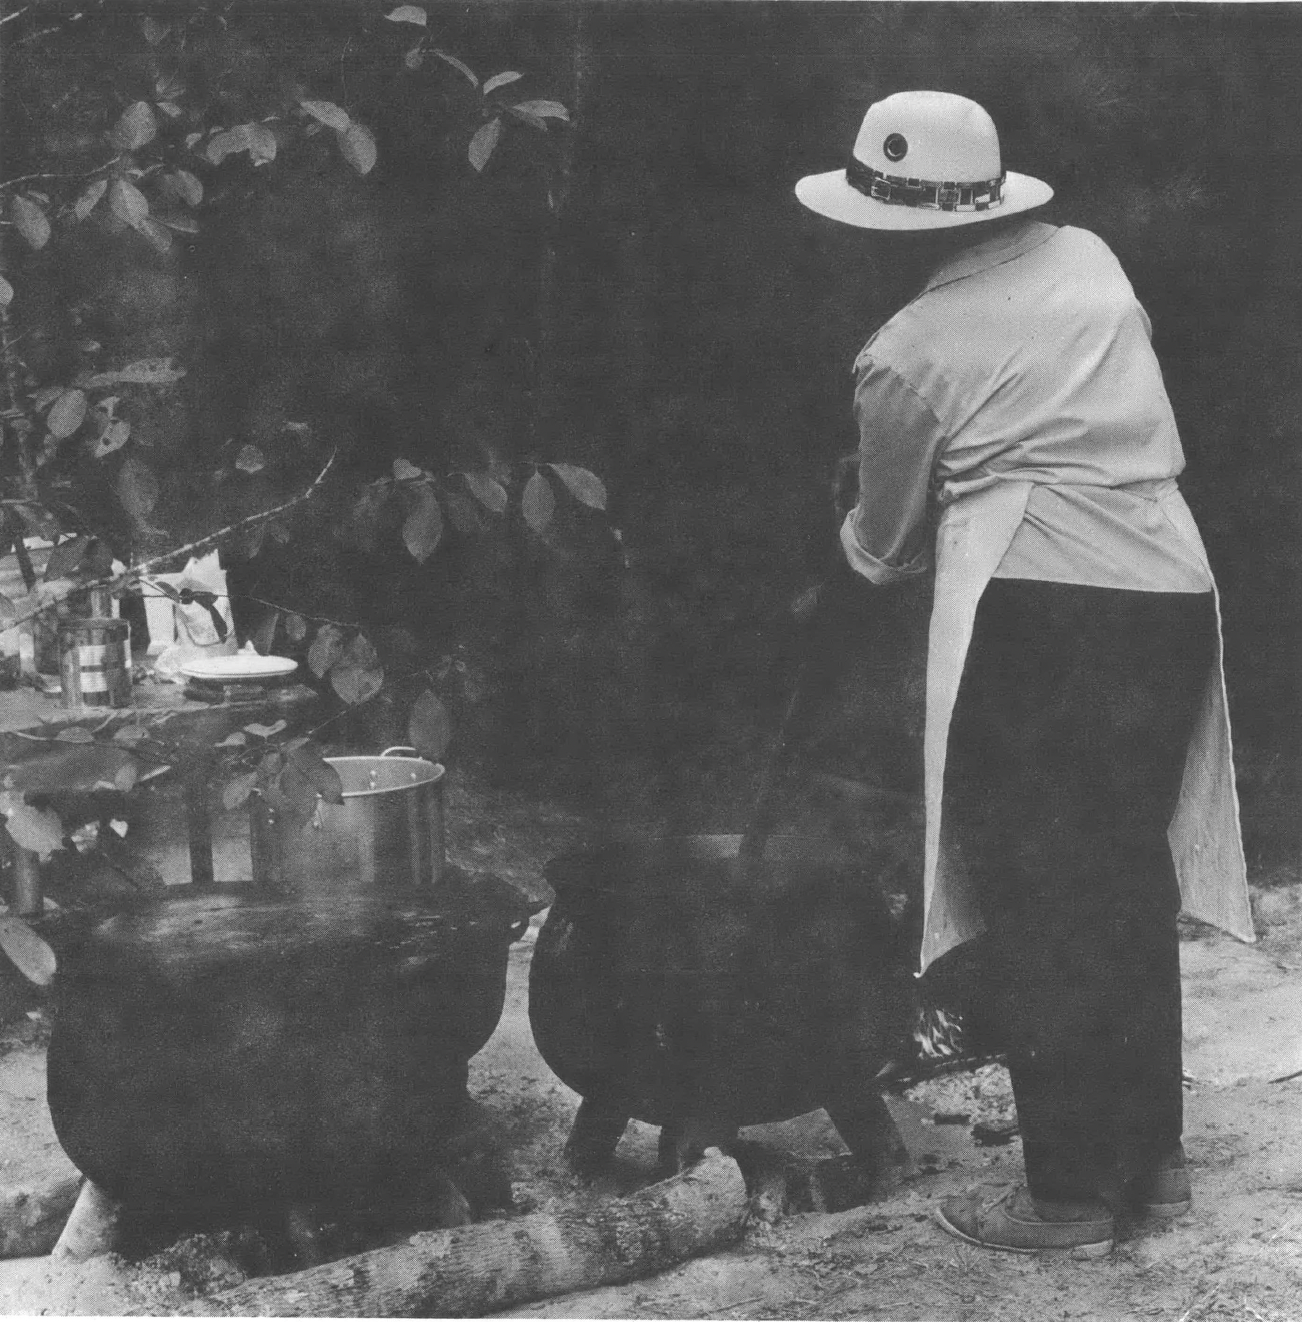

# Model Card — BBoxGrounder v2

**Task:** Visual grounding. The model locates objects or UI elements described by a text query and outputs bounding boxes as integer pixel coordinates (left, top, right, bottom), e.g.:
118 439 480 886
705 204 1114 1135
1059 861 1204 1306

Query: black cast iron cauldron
528 834 915 1180
47 868 537 1219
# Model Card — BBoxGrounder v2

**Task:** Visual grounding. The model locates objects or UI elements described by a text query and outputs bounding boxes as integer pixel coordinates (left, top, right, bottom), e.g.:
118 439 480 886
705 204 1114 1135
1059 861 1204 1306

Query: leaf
46 389 88 440
468 118 503 172
114 760 139 793
0 593 16 622
109 179 150 230
521 470 555 534
464 470 508 513
431 49 479 87
0 276 10 307
329 633 383 705
4 803 65 860
157 212 200 234
403 45 424 71
331 660 384 706
155 72 186 101
215 731 247 748
548 463 607 510
169 169 204 207
288 742 344 805
12 197 50 250
140 16 169 45
349 481 389 552
44 535 90 581
113 724 150 745
300 99 350 131
15 503 59 539
252 611 280 655
138 217 173 254
205 125 251 165
342 633 379 672
392 458 423 481
338 122 377 176
235 443 265 473
73 178 108 221
386 4 427 24
244 719 288 740
110 101 158 152
285 613 307 643
307 622 345 677
511 99 570 121
246 123 278 166
33 385 63 410
222 770 259 811
117 456 159 522
274 762 320 826
483 71 524 95
402 487 443 563
0 916 57 987
506 106 548 132
91 418 131 459
408 689 451 762
78 357 186 387
157 101 182 119
54 726 95 743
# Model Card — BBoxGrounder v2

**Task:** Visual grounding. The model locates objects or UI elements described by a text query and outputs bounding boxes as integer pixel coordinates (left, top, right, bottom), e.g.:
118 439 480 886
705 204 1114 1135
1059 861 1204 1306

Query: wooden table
0 675 320 914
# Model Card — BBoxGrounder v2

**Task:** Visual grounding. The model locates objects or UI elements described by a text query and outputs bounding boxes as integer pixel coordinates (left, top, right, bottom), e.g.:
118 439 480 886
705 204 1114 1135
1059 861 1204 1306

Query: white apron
918 478 1256 973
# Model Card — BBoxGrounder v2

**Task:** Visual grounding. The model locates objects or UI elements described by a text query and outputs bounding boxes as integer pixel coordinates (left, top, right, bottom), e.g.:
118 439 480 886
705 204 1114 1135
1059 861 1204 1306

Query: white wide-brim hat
796 90 1053 231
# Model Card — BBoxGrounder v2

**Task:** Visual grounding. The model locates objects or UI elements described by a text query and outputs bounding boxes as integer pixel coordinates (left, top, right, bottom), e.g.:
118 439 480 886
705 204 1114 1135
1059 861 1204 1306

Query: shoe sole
933 1207 1114 1258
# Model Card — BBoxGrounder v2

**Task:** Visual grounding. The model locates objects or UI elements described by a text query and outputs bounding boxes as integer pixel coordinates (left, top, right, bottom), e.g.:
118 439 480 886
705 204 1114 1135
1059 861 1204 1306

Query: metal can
58 617 131 709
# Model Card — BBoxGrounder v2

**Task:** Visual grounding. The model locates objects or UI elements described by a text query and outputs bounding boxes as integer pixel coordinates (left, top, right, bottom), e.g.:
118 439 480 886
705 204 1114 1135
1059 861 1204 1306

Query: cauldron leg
825 1091 912 1191
657 1118 738 1176
424 1171 474 1228
563 1097 630 1176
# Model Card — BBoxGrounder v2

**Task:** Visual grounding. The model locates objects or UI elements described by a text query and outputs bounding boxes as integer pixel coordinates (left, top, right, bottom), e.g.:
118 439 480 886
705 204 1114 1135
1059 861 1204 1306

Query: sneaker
935 1184 1115 1257
1129 1148 1192 1218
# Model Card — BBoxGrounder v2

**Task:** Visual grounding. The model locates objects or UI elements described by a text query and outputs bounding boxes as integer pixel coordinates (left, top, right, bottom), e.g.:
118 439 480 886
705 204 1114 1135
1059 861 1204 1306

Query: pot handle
380 745 420 759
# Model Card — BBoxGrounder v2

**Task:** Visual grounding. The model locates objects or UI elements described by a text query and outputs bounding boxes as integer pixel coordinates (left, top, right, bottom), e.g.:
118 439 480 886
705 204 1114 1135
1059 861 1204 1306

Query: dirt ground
1 784 1301 1320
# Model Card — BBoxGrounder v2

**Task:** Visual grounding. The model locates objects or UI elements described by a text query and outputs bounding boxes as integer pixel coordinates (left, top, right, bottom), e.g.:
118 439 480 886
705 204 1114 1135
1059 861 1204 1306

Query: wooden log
183 1148 747 1319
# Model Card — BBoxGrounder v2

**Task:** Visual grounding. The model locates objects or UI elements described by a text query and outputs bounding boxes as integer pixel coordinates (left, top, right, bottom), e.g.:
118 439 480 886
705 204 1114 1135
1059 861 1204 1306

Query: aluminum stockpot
250 746 446 894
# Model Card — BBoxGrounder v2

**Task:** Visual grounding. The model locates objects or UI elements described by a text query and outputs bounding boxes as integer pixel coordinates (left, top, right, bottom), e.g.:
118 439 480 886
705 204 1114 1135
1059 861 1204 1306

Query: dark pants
945 579 1216 1207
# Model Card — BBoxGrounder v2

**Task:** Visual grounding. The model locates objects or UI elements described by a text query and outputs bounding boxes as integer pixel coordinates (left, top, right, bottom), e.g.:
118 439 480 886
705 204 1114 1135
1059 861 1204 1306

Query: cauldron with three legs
528 831 916 1183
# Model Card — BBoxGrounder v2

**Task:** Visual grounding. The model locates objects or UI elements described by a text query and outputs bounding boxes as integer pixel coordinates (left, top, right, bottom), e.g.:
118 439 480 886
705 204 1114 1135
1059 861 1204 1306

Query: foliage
0 1 601 859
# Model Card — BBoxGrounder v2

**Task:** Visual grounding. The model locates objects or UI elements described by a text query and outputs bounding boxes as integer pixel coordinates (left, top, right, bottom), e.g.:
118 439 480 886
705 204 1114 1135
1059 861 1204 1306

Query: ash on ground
903 1061 1018 1138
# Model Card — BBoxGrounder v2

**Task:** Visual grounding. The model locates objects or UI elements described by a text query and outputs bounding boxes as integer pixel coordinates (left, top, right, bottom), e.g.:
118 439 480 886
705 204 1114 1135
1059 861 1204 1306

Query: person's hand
833 452 860 523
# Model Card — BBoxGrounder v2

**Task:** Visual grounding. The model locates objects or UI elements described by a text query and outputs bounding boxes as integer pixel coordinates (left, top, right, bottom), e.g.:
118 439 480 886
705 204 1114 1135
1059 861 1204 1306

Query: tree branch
0 156 123 192
0 288 39 501
242 596 363 631
0 449 339 630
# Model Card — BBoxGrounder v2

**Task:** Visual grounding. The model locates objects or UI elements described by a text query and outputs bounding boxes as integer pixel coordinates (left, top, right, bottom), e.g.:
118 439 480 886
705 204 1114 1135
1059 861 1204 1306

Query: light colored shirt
840 219 1212 593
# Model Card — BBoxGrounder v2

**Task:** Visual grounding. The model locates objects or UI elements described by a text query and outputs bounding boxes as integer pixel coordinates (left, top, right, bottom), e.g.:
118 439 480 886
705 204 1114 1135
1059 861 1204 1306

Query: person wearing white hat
797 90 1254 1254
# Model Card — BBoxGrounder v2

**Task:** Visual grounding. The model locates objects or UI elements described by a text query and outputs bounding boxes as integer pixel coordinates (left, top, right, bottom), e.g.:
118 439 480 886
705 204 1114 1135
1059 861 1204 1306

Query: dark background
15 3 1300 868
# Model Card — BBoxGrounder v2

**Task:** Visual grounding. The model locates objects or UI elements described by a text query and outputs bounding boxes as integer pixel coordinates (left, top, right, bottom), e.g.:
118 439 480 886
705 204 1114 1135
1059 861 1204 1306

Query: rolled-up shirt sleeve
840 355 948 585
